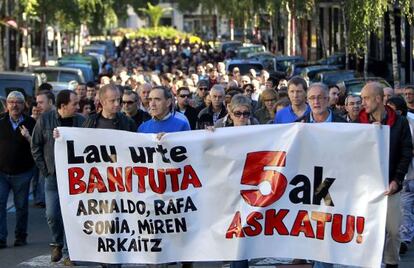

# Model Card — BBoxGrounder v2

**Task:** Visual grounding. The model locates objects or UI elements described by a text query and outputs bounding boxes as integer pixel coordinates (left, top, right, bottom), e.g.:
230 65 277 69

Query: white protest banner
54 123 389 267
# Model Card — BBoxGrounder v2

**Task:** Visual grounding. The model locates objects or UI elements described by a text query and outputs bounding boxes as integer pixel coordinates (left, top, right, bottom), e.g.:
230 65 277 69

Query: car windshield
60 72 81 83
347 80 389 95
0 80 33 98
228 63 263 75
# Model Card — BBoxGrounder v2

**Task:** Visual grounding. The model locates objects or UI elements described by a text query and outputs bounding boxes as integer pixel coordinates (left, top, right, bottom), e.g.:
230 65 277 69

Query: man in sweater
0 91 36 249
139 86 190 133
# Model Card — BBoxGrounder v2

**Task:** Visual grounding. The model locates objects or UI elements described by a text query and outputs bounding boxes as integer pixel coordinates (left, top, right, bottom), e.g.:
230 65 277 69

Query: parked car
57 62 95 83
235 44 266 59
33 67 85 93
300 65 339 85
58 54 100 79
314 70 359 87
83 44 108 59
317 52 346 69
90 40 116 57
286 63 315 79
225 59 264 75
218 41 243 54
337 77 391 95
0 71 41 99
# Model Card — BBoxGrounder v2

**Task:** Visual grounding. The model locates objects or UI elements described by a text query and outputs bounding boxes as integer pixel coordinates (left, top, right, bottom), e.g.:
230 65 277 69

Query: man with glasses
0 91 36 249
274 76 311 123
344 95 362 122
176 87 198 130
122 90 150 129
197 84 227 129
194 80 210 109
403 86 414 113
300 83 345 123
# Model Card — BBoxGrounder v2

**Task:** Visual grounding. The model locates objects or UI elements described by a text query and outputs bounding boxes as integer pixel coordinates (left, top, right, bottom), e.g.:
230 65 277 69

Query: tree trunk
286 2 291 56
0 0 4 71
40 14 46 66
313 5 326 59
364 34 369 79
341 1 349 70
388 4 400 89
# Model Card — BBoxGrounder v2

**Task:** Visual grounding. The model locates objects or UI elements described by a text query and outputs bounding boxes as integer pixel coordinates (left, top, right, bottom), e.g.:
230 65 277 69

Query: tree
138 2 172 28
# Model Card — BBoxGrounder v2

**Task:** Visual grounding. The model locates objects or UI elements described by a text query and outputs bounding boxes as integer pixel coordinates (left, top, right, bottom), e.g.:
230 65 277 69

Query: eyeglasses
199 87 209 91
122 100 136 105
308 96 327 102
244 88 254 93
179 94 190 98
233 111 251 118
264 98 276 102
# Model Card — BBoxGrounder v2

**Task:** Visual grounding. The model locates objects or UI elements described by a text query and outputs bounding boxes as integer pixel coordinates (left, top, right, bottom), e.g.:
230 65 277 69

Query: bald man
359 82 412 268
383 87 394 105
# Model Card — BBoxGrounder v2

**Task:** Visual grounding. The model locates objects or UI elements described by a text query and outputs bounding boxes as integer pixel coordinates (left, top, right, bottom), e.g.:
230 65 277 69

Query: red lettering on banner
311 211 332 240
240 151 287 207
87 167 108 193
332 214 355 243
67 165 202 195
226 211 245 238
264 209 289 236
243 212 263 236
181 165 202 190
225 209 365 244
290 210 315 238
68 167 86 194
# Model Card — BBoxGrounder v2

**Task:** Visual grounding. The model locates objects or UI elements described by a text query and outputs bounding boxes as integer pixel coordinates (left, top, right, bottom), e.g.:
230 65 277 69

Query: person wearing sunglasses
175 87 198 130
214 94 259 128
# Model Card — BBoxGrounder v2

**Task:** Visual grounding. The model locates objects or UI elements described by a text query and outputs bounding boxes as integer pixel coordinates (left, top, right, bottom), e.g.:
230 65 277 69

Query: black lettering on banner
312 166 335 206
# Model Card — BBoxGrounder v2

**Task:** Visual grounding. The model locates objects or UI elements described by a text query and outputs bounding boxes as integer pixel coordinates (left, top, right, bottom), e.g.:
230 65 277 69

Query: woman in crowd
254 88 278 124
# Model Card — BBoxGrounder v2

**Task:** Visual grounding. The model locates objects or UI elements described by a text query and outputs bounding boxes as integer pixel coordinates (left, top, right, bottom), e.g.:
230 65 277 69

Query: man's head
197 80 210 97
148 86 173 119
361 82 384 114
122 90 139 116
345 94 362 120
138 83 152 107
177 87 191 108
208 67 218 80
383 87 394 105
404 86 414 105
99 84 121 116
36 90 55 114
287 76 307 107
328 85 340 106
6 91 26 119
240 75 251 87
209 84 225 110
56 90 79 118
307 83 330 116
75 83 87 100
86 81 96 100
243 83 255 99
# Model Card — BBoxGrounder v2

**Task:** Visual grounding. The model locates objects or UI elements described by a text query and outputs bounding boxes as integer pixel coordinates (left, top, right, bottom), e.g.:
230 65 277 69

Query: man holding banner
359 82 413 268
31 90 85 265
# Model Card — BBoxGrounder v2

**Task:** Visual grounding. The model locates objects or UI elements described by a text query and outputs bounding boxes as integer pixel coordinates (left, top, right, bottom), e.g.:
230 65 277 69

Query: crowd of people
0 36 414 268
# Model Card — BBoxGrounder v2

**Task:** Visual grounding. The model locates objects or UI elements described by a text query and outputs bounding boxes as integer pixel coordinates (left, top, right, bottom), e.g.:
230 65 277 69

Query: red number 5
240 151 287 207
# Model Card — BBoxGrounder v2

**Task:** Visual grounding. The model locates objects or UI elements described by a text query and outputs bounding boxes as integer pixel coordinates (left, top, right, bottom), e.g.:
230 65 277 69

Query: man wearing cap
0 91 36 249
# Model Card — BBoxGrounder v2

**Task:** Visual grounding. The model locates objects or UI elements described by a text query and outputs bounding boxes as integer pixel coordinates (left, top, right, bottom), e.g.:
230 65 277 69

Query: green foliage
128 26 201 43
138 2 172 28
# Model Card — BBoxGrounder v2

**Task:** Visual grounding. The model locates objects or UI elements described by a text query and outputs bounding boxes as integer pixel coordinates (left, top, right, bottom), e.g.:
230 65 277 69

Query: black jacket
31 110 86 177
176 106 198 130
197 104 227 129
83 111 136 132
359 106 413 190
127 110 151 130
0 114 36 174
